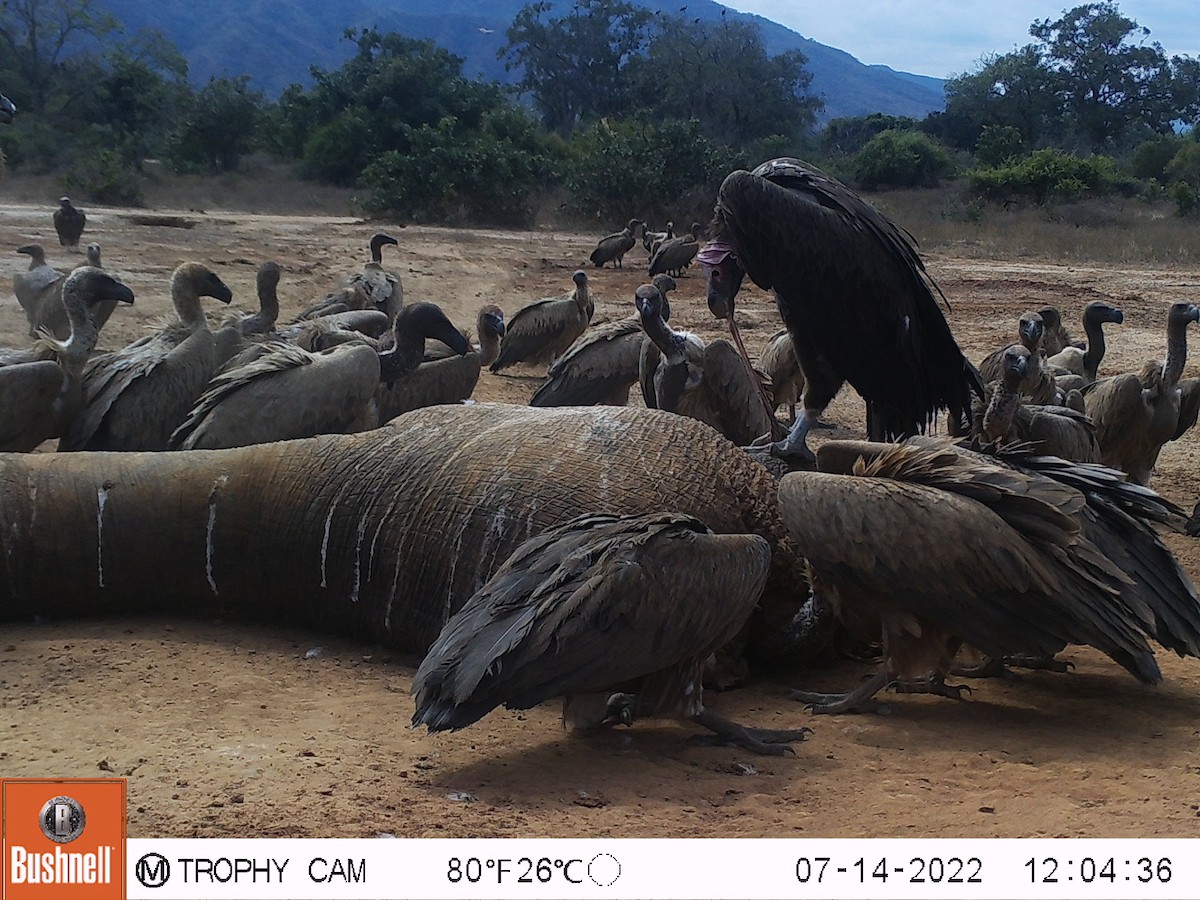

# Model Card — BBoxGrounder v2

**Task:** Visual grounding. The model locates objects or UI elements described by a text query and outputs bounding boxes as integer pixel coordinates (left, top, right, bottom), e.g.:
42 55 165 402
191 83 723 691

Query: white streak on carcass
96 488 108 588
205 475 227 595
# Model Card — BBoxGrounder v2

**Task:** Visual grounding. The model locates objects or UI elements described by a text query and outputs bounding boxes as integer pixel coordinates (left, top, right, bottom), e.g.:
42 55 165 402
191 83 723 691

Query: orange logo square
1 779 126 900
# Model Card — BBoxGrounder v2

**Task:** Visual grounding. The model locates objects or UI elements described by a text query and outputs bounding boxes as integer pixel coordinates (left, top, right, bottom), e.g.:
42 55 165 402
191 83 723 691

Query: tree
167 76 263 173
501 0 651 137
0 0 118 114
822 114 917 156
630 14 821 146
1030 2 1175 149
850 130 952 189
936 46 1059 152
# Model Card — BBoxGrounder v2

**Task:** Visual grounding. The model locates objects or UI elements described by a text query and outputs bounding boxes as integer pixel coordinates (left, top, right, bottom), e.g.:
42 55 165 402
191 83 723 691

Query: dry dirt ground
2 201 1200 839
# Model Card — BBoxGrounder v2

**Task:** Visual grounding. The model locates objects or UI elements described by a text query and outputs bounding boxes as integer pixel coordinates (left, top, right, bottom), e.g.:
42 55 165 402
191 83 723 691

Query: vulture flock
4 157 1200 759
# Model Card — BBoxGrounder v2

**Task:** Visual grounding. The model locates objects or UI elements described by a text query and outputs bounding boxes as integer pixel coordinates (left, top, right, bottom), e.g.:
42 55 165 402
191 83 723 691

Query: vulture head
1017 311 1045 350
571 270 587 290
86 243 103 267
16 243 46 263
42 267 135 355
400 301 470 356
635 283 665 324
175 262 234 305
0 93 14 125
368 232 400 262
1168 301 1200 328
651 273 676 322
1036 306 1062 333
1085 301 1124 326
477 304 506 341
697 240 745 320
1001 343 1031 387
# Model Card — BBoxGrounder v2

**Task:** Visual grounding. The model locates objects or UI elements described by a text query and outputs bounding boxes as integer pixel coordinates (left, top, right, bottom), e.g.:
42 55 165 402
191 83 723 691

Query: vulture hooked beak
483 311 506 340
1019 317 1044 346
1107 307 1125 324
1008 350 1030 381
698 241 744 320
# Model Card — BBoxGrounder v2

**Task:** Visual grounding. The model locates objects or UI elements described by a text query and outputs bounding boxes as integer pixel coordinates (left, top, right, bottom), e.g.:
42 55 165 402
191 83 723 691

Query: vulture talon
891 678 972 701
689 710 809 756
770 439 816 464
1006 654 1075 674
786 672 892 714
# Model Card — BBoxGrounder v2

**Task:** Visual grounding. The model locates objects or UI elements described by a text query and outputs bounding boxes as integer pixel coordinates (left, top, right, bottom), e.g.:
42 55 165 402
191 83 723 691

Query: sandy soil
2 202 1200 839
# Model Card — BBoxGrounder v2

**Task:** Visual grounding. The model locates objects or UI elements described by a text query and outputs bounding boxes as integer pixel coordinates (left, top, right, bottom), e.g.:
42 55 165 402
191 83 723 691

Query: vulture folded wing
701 339 775 445
1173 377 1200 441
530 320 643 407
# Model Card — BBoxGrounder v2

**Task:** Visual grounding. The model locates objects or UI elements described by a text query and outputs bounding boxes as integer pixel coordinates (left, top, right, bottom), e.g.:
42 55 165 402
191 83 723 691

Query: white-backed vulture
31 242 124 342
590 218 642 268
1083 301 1200 485
1046 301 1125 382
224 261 281 337
172 302 470 450
643 221 674 257
53 196 86 251
779 438 1200 713
489 270 593 373
977 311 1057 405
60 263 235 451
528 273 676 408
760 328 803 421
413 512 811 755
86 243 102 267
0 268 134 451
350 231 403 319
638 282 775 445
974 344 1101 462
701 158 983 461
292 281 373 321
648 221 703 277
372 303 481 423
12 244 65 339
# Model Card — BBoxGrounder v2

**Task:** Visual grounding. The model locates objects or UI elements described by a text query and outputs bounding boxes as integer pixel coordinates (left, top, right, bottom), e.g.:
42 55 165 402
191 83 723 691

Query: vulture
489 271 593 373
292 281 373 321
528 273 676 408
590 218 642 268
225 261 281 337
643 221 674 257
172 302 469 449
295 232 402 321
780 438 1200 713
760 328 803 422
53 197 86 251
34 243 122 342
974 345 1101 463
1035 306 1065 355
648 222 703 278
701 158 983 461
60 263 236 452
413 512 811 756
637 282 775 445
977 311 1058 404
0 267 134 451
372 304 485 423
1046 301 1125 383
0 93 14 125
13 244 64 338
1083 301 1200 485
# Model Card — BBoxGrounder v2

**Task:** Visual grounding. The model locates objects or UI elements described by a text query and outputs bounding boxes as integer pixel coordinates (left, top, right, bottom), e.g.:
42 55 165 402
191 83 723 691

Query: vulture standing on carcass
0 267 134 451
974 344 1101 463
528 273 676 408
648 222 703 278
1046 300 1125 384
413 512 812 755
700 158 983 461
779 438 1200 713
60 263 236 452
489 271 593 373
1082 301 1200 485
977 311 1058 404
171 302 469 449
53 197 86 251
637 282 775 445
12 244 64 339
590 218 642 268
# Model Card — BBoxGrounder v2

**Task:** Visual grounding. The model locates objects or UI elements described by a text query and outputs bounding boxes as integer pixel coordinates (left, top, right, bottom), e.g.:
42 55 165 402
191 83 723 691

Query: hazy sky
720 1 1200 79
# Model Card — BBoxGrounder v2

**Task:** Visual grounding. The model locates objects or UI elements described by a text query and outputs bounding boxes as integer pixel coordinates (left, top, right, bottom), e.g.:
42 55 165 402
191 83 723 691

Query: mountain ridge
96 0 946 122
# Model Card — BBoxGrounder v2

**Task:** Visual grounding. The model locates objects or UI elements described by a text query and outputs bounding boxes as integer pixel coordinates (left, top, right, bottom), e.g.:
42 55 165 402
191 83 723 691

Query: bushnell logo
38 796 86 844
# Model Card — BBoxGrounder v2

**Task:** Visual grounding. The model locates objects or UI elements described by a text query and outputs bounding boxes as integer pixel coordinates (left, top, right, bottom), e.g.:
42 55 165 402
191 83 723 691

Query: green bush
1131 135 1188 184
563 117 734 221
1165 144 1200 189
974 125 1024 167
969 149 1136 205
1171 180 1198 216
850 129 952 189
359 110 557 226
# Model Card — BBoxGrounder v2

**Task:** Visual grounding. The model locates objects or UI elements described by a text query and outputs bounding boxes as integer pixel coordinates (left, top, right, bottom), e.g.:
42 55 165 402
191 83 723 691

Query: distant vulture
1047 301 1125 384
590 218 642 268
53 197 86 251
490 271 593 373
648 222 703 278
701 158 982 461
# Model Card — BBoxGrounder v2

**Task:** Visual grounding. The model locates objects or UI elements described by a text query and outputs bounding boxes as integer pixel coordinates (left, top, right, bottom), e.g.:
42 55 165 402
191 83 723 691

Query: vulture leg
1006 653 1075 673
772 340 844 460
786 672 892 715
891 675 972 700
688 709 812 757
